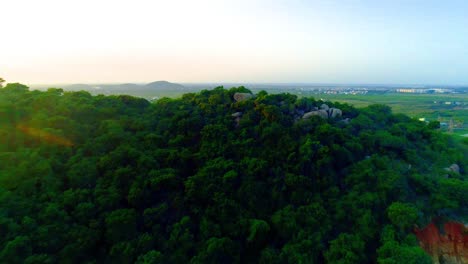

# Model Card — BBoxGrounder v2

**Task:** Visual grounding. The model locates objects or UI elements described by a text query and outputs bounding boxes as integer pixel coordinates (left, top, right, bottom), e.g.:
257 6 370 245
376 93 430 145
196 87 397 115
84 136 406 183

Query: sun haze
2 0 468 85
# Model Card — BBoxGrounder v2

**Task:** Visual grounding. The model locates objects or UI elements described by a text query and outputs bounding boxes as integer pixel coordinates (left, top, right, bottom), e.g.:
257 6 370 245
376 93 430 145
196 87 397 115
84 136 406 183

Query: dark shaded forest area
0 83 466 263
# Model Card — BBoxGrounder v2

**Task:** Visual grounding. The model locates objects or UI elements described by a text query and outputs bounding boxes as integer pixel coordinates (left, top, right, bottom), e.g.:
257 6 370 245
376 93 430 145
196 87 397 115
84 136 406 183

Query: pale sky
2 0 468 85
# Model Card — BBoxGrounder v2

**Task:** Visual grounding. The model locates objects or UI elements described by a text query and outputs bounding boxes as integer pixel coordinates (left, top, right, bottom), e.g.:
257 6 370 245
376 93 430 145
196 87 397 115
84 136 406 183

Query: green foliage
324 233 366 264
0 84 466 262
387 202 418 231
0 236 32 263
135 250 164 264
377 227 431 264
377 241 432 264
105 209 138 243
190 237 239 263
247 219 270 244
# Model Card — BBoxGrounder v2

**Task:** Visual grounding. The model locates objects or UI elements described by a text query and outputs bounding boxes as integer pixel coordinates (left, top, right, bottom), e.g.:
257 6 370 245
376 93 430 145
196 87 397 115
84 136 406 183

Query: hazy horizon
27 81 468 90
3 0 468 85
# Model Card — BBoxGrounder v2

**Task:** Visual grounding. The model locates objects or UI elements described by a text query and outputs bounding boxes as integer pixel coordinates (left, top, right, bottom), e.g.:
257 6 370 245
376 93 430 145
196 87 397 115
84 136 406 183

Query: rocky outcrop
303 109 329 119
302 104 342 120
232 112 243 126
231 112 242 118
445 164 460 174
320 103 330 111
233 93 253 102
328 108 342 118
414 221 468 264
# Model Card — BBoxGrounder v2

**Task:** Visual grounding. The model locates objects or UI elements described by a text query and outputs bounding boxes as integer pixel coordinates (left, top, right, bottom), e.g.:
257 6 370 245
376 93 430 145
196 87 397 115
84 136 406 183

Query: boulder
231 112 243 127
302 112 315 119
318 109 329 119
445 164 460 174
233 93 253 102
320 104 329 111
231 112 243 118
303 110 329 119
234 117 241 127
328 108 342 118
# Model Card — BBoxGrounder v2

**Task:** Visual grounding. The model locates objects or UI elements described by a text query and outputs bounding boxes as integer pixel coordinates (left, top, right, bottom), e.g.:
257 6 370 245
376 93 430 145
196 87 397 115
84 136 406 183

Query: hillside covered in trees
0 83 466 263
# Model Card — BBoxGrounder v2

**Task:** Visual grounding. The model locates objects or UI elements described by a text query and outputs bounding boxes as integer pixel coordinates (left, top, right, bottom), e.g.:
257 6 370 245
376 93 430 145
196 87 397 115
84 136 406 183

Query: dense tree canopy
0 84 466 263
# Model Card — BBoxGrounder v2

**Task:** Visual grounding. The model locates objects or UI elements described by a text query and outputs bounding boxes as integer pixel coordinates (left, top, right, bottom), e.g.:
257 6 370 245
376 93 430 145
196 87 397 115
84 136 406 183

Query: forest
0 82 466 263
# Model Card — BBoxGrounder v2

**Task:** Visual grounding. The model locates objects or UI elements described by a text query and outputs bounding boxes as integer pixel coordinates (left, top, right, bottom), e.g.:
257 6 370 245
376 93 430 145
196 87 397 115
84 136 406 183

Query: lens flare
17 124 73 147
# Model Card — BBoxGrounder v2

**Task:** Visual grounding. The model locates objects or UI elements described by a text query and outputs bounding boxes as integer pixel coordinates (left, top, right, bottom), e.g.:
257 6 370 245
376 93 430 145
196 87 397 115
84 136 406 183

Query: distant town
239 85 468 95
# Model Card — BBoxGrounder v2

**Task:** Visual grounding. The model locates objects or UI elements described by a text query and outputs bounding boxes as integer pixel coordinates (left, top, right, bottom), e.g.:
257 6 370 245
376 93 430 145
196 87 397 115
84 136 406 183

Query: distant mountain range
65 81 185 92
61 81 188 99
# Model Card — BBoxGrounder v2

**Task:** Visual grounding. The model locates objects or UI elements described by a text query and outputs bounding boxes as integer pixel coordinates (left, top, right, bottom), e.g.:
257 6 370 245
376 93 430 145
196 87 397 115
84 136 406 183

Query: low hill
145 80 186 90
0 83 466 263
65 83 94 91
61 81 186 98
